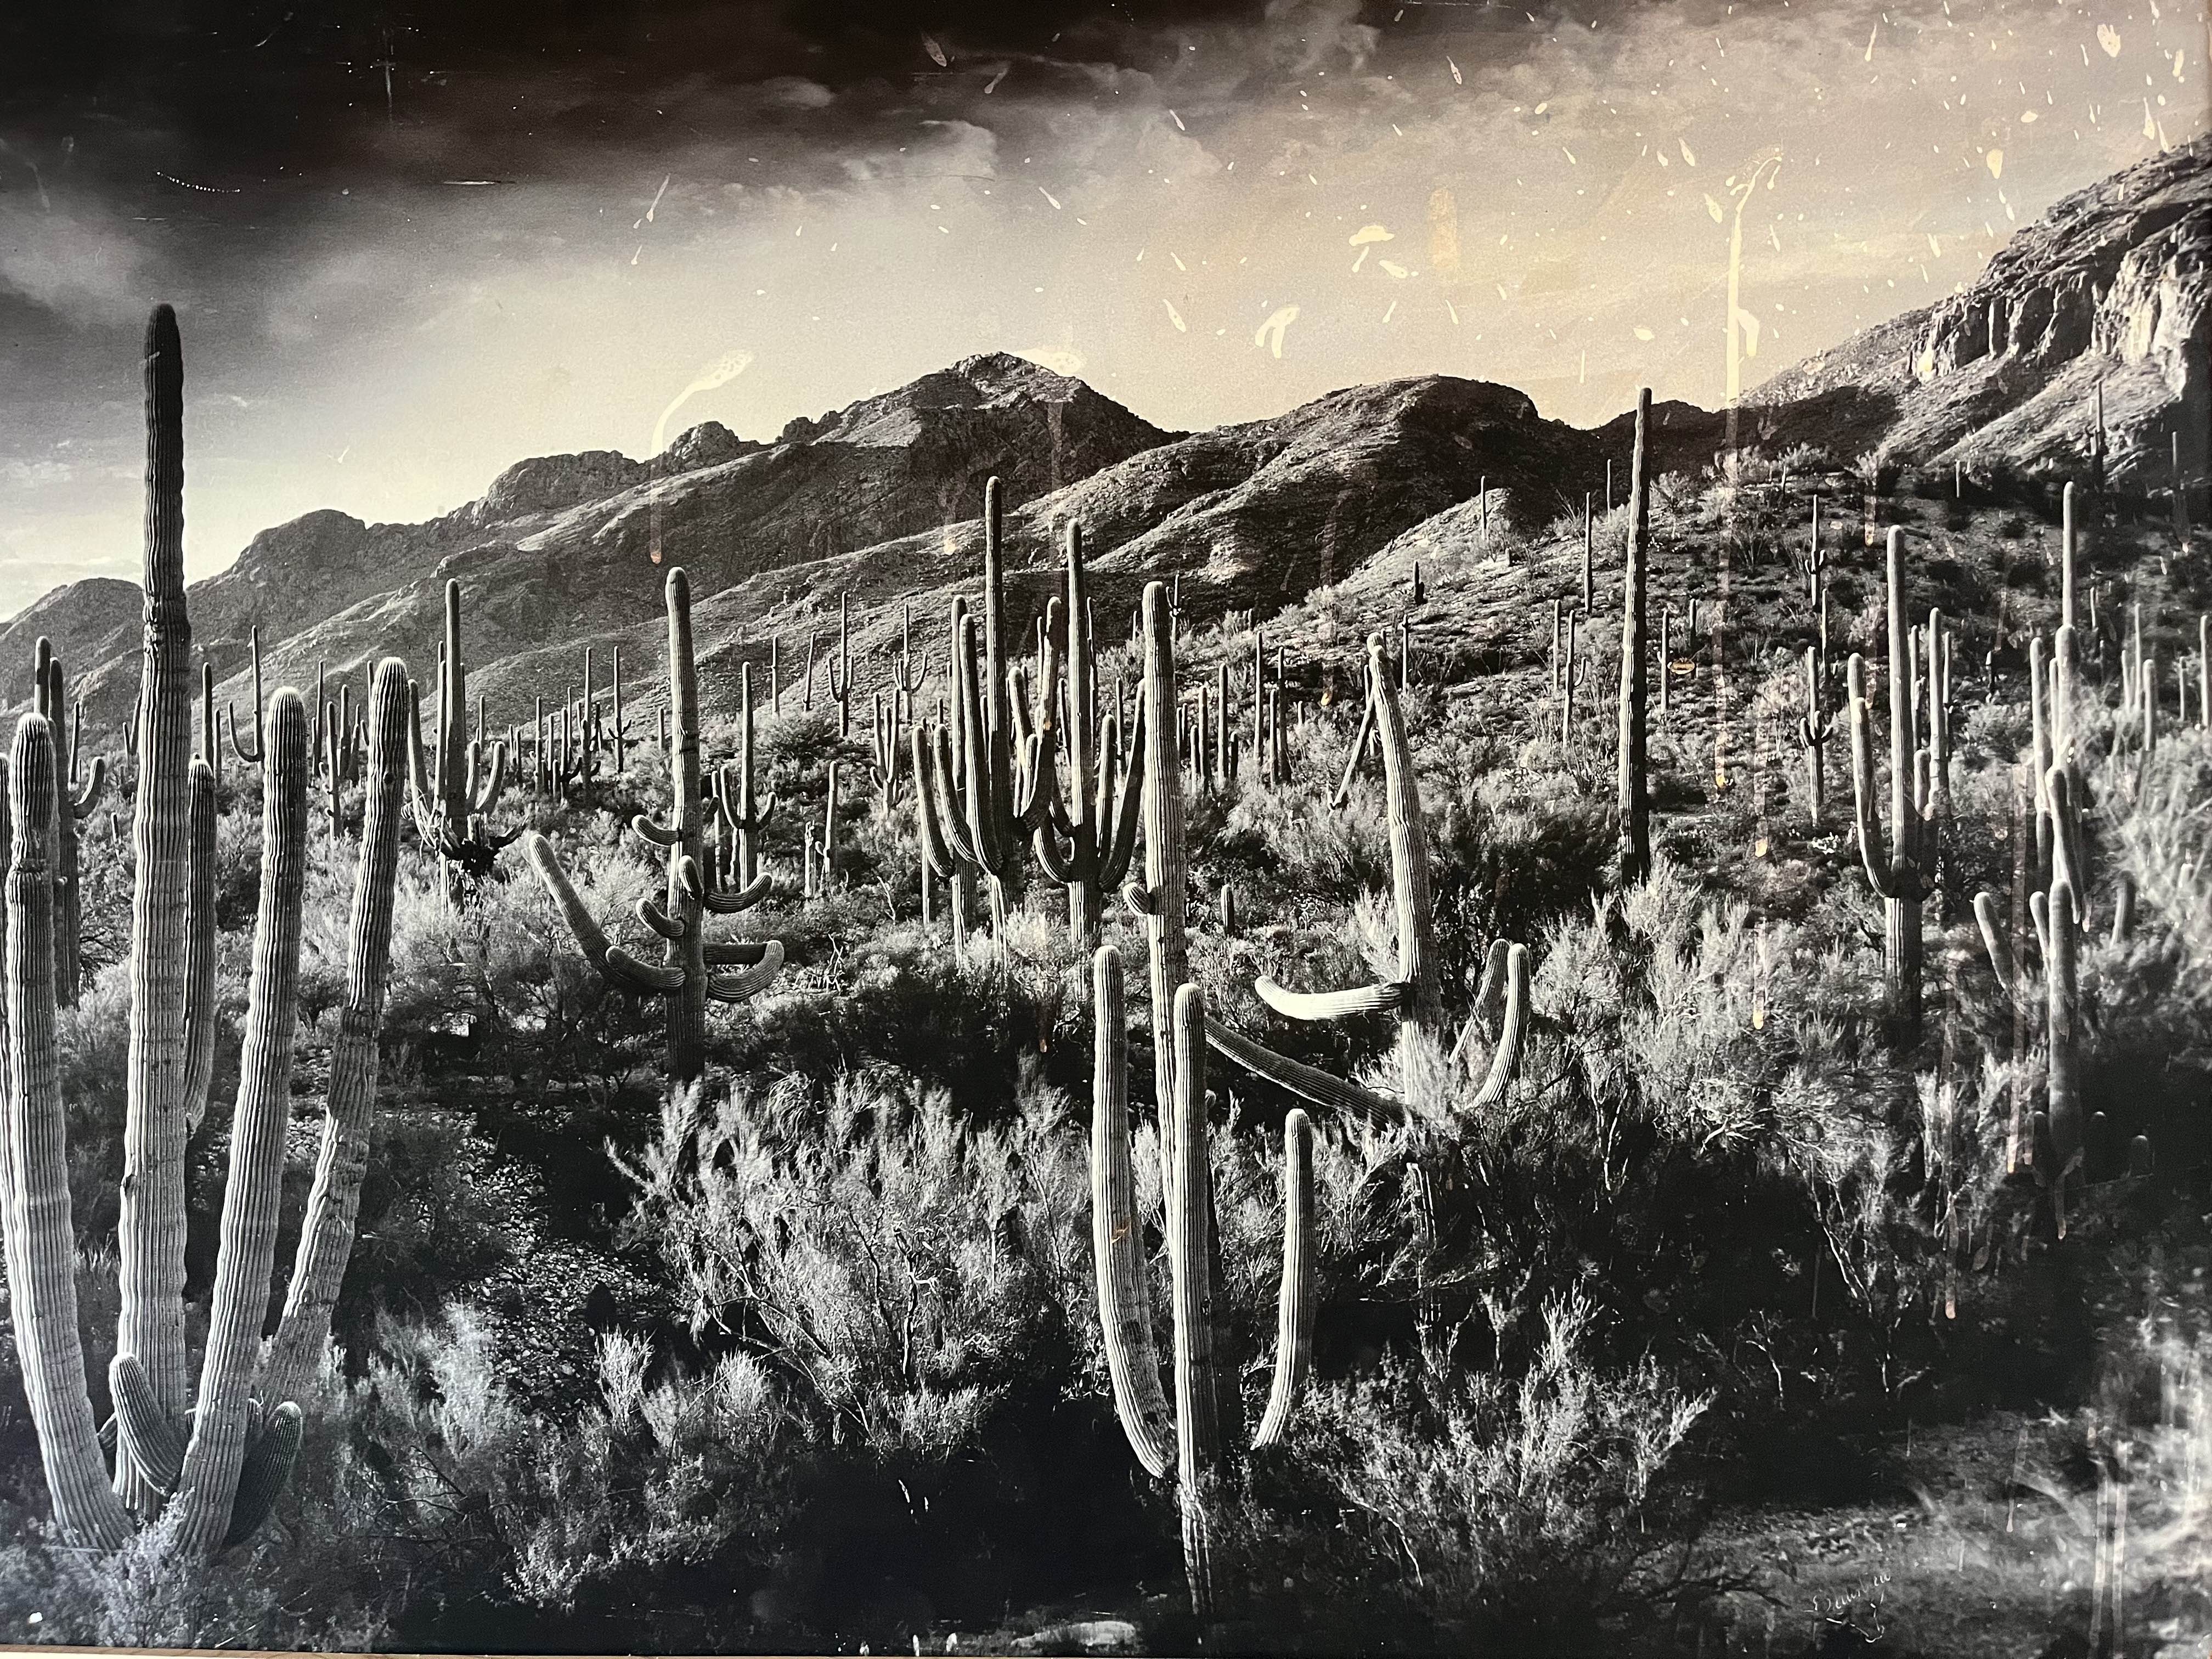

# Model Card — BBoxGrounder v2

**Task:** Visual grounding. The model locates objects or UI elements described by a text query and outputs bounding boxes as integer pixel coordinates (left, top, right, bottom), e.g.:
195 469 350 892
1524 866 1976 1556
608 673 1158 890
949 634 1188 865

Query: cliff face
1748 138 2211 485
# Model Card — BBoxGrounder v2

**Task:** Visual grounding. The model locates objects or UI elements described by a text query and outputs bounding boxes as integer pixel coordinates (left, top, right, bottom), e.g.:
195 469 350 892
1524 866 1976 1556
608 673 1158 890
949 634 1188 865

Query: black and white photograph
0 2 2208 1652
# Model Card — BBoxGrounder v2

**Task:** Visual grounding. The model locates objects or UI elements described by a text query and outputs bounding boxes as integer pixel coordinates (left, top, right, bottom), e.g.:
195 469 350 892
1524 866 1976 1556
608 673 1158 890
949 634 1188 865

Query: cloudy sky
0 0 2202 616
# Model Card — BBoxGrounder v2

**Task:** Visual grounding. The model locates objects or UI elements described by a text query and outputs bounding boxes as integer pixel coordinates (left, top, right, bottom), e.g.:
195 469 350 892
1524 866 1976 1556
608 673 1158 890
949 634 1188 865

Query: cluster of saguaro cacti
529 567 784 1082
1092 579 1313 1622
1207 630 1531 1126
29 637 108 1005
913 477 1051 945
3 306 410 1556
1023 523 1144 943
1970 483 2107 1233
408 579 517 900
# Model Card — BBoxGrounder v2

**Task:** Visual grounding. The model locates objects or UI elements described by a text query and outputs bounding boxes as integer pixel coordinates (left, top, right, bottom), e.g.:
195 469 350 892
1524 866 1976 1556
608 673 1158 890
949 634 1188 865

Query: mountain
9 144 2202 746
1743 138 2210 485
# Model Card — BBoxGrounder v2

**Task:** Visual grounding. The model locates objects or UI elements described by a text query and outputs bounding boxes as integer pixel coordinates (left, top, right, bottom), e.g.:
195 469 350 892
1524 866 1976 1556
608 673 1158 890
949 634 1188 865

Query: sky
0 0 2204 618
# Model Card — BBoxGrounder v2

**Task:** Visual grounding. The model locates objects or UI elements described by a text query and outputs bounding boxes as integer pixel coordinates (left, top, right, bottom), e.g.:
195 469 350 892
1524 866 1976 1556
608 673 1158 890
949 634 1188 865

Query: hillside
8 144 2205 751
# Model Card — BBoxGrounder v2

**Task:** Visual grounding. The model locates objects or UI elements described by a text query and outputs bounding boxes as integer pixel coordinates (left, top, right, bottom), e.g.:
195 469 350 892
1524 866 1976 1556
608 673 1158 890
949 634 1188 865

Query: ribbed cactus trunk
2046 875 2083 1232
1166 981 1221 1625
1090 946 1174 1480
261 661 410 1413
438 579 469 904
172 691 309 1555
1137 583 1190 1121
1884 539 1922 1042
118 303 195 1511
1367 633 1443 1057
738 665 763 888
3 715 135 1548
1616 387 1652 882
1064 528 1102 941
664 571 711 1080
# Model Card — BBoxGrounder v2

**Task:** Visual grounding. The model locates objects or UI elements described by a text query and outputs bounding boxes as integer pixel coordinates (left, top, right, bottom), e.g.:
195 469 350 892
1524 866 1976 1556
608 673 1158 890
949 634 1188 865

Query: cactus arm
1846 655 1897 899
174 690 311 1555
703 938 775 970
182 760 220 1136
703 871 774 915
929 723 981 868
1203 1014 1403 1128
1255 978 1411 1021
110 1351 186 1494
1330 676 1376 809
706 941 784 1004
1032 820 1081 885
475 816 524 853
1973 893 2014 985
1251 1108 1314 1449
525 832 687 993
630 814 684 849
222 1403 302 1549
636 898 688 941
2 715 136 1548
469 740 506 812
1088 946 1176 1480
1466 944 1531 1111
71 755 107 818
1098 702 1146 892
258 663 414 1410
912 725 966 881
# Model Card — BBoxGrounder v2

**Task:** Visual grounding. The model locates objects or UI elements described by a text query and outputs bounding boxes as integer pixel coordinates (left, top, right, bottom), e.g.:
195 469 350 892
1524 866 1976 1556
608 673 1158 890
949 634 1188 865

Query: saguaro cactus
117 302 196 1513
825 592 855 737
223 625 266 768
718 664 776 889
1798 646 1835 825
529 568 784 1081
409 580 517 901
1029 523 1144 943
1211 634 1533 1124
1616 387 1652 881
3 320 416 1558
1847 527 1934 1047
1090 949 1313 1624
36 653 106 1006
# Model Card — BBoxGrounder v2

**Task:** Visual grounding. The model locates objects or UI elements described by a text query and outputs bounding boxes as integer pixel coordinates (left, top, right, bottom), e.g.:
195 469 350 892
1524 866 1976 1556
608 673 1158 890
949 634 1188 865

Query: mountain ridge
10 145 2204 743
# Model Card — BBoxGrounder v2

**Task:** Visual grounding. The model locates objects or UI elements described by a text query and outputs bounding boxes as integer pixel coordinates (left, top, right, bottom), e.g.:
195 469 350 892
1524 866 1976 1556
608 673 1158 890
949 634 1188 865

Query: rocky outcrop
470 450 650 523
1750 138 2211 487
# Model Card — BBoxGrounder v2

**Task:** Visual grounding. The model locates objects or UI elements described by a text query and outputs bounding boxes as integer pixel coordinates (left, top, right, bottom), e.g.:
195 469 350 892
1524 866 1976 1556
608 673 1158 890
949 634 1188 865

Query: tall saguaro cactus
1616 387 1652 882
529 568 784 1082
118 302 196 1513
1847 527 1934 1047
409 580 516 901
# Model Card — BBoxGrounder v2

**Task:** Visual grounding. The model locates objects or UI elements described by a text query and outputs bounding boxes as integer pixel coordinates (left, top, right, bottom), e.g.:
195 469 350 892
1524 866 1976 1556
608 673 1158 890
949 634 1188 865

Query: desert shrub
1227 1291 1714 1653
